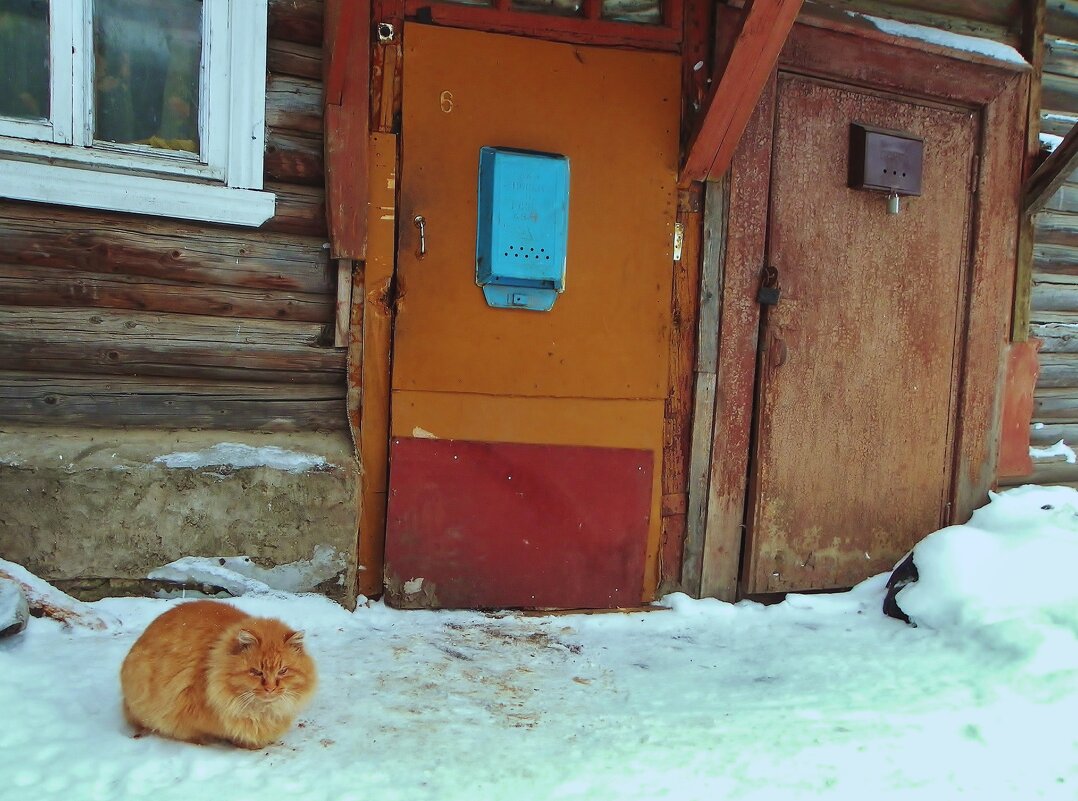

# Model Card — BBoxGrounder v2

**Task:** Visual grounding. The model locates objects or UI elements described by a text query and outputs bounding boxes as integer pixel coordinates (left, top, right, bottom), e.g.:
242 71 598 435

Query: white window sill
0 159 276 227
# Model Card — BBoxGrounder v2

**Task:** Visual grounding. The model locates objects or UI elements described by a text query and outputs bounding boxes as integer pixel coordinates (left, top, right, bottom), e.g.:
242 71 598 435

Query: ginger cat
120 600 317 749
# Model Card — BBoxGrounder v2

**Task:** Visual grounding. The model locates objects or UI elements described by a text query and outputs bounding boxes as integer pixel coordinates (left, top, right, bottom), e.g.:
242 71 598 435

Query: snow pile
850 12 1028 66
894 485 1078 672
149 546 346 596
153 442 332 474
0 558 119 631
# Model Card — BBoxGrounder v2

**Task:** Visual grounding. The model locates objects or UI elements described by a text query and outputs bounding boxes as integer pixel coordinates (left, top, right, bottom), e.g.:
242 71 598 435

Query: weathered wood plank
356 132 397 598
0 307 344 384
333 259 353 347
659 189 703 593
262 182 328 237
0 263 334 322
682 177 727 597
268 39 322 80
0 202 333 294
0 372 346 431
265 129 324 186
269 0 324 47
267 75 323 135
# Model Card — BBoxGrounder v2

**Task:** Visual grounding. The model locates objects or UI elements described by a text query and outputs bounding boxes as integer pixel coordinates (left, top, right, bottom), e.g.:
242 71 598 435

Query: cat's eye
249 668 263 677
278 668 288 677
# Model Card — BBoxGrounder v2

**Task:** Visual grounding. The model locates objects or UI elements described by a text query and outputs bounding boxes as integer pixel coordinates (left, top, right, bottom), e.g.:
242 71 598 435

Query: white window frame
0 0 275 227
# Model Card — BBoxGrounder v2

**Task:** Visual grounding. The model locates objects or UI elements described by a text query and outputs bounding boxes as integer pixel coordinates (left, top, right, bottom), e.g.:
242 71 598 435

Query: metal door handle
414 215 427 258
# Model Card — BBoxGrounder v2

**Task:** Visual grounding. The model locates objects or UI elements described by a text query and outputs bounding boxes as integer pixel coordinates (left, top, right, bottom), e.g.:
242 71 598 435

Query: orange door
384 23 679 608
743 74 978 594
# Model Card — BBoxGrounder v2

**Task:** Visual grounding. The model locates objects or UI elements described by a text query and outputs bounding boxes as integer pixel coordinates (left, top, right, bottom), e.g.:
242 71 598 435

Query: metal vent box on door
848 123 924 196
475 147 570 311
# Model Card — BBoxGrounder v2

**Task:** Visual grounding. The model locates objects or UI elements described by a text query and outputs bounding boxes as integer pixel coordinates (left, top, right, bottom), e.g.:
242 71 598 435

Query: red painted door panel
385 438 652 609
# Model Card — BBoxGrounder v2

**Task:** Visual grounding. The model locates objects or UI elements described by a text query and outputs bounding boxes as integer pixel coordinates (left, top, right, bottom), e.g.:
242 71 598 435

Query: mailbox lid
476 147 570 288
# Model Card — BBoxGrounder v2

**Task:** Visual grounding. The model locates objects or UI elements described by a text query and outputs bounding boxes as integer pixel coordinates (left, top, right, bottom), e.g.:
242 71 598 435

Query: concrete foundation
0 427 360 608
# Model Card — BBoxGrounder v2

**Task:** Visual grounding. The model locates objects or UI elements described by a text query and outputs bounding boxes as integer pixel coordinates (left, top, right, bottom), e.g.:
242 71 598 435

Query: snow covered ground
2 486 1077 801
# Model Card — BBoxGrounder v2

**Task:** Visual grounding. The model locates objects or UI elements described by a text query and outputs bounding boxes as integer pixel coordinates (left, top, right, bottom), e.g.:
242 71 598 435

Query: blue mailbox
475 147 569 311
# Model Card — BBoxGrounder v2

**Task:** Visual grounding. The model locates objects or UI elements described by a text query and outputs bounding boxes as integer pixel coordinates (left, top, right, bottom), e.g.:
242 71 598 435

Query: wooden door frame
688 15 1030 601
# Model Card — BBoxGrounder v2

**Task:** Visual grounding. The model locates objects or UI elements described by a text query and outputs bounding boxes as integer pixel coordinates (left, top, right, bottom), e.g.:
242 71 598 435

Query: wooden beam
324 0 371 261
324 0 361 107
679 0 803 188
1025 122 1078 215
1014 0 1047 342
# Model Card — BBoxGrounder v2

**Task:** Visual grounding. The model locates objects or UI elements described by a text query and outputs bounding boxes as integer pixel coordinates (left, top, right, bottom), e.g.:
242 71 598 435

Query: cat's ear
284 630 305 650
234 629 259 651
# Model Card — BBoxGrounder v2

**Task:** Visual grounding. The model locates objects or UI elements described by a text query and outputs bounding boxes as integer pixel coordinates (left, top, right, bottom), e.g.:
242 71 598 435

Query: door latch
757 264 781 306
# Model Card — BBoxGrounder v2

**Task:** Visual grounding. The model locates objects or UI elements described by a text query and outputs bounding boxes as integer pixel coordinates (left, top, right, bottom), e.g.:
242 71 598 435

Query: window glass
602 0 661 24
511 0 581 17
93 0 202 153
0 0 50 121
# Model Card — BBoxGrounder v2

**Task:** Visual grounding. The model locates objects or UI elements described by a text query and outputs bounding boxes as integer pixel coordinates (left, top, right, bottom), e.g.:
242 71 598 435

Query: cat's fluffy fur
120 600 317 749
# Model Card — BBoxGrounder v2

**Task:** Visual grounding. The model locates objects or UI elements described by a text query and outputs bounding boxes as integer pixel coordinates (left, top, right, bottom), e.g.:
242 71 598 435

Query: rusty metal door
384 23 679 608
742 74 978 594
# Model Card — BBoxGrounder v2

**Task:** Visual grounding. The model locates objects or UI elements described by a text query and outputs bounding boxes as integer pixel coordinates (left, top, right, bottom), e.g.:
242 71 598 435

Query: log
268 39 322 80
1034 241 1078 274
1041 112 1078 136
263 182 328 237
1041 71 1078 116
1046 0 1078 41
1035 390 1078 421
267 75 323 135
269 0 324 47
0 202 333 294
0 263 335 322
0 372 347 431
1037 353 1078 385
1031 323 1078 353
1044 35 1078 78
0 306 344 384
1030 421 1078 446
265 129 325 186
1033 210 1078 247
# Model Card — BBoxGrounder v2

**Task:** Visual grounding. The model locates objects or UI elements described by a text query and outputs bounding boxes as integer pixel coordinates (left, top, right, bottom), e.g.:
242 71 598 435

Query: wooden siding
0 0 346 432
1000 6 1078 486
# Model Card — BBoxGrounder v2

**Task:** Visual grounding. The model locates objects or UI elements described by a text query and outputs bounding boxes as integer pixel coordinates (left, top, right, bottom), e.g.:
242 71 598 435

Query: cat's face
215 621 316 710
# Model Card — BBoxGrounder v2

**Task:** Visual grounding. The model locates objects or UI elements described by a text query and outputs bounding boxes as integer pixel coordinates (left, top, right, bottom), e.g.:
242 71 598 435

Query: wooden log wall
0 0 347 432
1000 3 1078 487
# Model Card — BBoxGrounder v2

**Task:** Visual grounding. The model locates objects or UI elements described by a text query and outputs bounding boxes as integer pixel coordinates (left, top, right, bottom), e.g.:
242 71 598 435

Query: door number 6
439 90 454 114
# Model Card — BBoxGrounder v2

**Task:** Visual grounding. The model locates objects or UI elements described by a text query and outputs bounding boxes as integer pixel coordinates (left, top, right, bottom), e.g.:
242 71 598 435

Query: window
0 0 274 226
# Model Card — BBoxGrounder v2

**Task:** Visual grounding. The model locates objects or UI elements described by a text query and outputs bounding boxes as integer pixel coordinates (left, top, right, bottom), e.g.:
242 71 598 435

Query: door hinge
673 222 684 261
